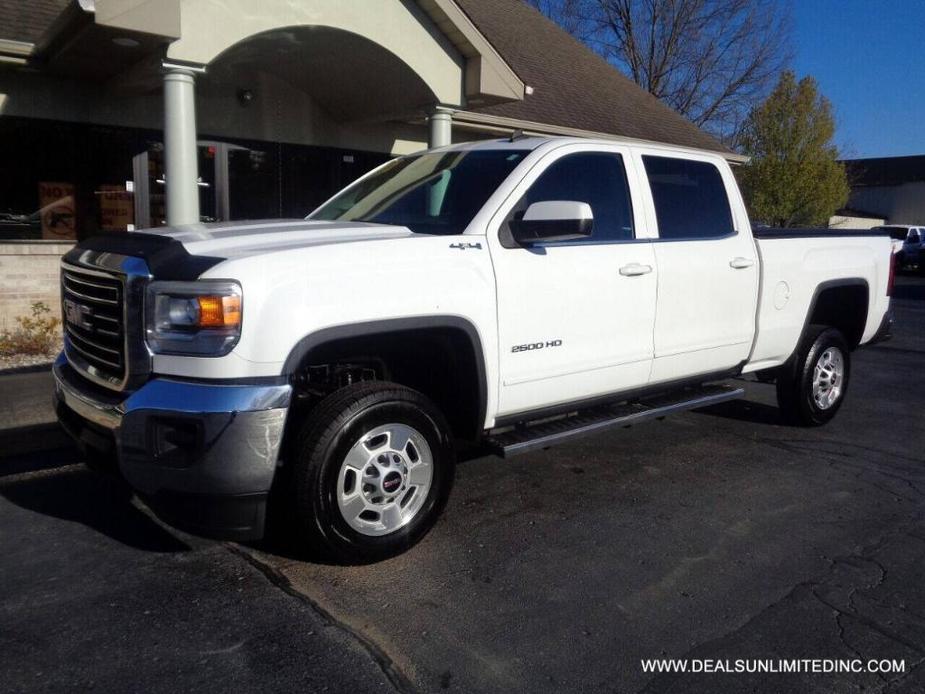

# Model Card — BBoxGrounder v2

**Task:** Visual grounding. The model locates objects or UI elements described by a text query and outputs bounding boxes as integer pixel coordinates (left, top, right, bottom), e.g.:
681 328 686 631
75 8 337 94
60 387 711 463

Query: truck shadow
0 465 189 553
256 507 350 566
694 399 783 426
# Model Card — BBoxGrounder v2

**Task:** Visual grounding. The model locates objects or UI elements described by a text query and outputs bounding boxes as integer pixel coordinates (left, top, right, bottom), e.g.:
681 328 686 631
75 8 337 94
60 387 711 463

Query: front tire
291 381 455 563
776 326 850 426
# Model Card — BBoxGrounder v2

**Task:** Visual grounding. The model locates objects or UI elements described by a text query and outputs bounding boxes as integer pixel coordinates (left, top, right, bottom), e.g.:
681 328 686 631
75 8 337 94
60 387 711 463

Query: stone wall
0 242 73 332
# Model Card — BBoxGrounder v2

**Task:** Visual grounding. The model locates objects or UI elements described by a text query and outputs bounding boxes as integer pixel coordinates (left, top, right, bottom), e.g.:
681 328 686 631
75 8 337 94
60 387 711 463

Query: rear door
488 143 658 418
634 150 759 383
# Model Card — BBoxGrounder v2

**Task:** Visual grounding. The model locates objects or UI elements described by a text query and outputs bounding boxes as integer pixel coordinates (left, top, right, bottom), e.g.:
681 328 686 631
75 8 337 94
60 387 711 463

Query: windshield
310 149 529 235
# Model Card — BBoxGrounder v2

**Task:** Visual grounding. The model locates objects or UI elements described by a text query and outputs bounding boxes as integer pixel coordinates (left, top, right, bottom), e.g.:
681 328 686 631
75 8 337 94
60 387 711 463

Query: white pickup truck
54 136 894 561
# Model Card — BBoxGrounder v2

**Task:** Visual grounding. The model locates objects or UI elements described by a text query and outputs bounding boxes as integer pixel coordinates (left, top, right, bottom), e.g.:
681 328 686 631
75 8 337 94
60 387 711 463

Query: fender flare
789 277 870 360
281 316 489 431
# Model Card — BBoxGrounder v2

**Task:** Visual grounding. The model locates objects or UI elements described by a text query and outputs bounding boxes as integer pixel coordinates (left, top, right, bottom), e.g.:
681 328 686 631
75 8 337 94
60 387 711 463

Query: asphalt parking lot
2 276 923 694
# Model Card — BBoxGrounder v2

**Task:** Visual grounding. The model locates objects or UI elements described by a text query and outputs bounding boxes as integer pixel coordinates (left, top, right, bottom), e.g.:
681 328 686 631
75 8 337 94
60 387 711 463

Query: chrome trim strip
65 332 122 365
62 335 125 389
53 356 293 433
65 327 121 356
53 356 124 430
62 272 119 290
122 378 292 414
61 284 119 306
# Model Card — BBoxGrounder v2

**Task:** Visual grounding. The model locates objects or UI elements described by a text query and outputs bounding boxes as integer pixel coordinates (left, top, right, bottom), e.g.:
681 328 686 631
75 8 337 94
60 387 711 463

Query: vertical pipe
214 142 230 222
131 150 149 230
163 66 201 226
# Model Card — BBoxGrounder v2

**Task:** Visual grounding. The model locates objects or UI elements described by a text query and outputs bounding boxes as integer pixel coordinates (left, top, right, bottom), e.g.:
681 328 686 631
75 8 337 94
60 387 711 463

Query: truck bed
744 228 893 373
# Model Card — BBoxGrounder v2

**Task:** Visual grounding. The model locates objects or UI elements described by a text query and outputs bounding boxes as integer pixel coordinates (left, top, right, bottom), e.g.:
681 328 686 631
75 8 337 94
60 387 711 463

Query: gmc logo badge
63 299 93 330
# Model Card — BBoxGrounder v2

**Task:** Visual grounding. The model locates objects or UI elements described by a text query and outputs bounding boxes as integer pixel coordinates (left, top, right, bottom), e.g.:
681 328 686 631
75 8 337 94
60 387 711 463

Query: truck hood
139 219 415 259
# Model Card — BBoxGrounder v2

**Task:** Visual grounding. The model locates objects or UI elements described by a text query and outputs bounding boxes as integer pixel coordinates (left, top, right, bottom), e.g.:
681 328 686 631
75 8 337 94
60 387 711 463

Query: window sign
99 184 134 232
38 182 76 240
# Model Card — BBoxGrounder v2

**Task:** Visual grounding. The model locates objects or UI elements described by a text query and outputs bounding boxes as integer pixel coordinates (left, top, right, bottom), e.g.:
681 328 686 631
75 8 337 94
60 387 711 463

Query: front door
488 144 658 418
635 151 759 383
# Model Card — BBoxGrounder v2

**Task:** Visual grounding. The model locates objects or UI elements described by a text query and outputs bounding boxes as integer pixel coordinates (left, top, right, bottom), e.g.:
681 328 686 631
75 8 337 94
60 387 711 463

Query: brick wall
0 242 73 332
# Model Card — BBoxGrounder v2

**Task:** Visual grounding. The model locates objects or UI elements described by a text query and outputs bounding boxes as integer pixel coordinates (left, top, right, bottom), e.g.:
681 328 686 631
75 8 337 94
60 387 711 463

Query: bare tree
527 0 792 145
525 0 593 38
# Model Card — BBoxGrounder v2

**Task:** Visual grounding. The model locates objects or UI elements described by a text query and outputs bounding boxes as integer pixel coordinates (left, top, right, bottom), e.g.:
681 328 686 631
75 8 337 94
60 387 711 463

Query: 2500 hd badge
511 340 563 353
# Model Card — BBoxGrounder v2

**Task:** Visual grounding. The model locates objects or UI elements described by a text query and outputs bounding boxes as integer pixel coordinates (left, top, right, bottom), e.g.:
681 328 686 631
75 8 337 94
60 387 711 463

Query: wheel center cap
382 471 403 494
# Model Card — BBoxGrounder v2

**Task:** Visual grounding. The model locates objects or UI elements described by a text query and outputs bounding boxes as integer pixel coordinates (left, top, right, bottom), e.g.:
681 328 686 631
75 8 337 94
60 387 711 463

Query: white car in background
876 225 924 271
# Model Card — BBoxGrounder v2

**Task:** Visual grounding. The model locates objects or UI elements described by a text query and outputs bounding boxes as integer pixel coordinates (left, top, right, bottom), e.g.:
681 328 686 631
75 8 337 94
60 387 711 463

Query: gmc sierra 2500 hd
54 136 894 562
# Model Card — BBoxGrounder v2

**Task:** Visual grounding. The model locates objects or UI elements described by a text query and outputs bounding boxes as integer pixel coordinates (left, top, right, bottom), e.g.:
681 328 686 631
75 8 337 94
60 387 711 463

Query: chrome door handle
729 257 755 269
619 263 653 277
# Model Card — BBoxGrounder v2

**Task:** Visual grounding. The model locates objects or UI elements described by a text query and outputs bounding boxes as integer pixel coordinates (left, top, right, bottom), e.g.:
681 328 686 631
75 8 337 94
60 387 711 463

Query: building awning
18 0 526 109
2 0 735 159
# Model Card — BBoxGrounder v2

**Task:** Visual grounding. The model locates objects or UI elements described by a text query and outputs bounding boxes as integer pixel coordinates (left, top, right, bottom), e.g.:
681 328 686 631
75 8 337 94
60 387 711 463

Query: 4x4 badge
449 242 482 250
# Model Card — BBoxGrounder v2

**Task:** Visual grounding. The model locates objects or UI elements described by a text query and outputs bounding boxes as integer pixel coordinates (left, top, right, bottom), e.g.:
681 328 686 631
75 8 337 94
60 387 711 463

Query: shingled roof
456 0 731 155
0 0 66 44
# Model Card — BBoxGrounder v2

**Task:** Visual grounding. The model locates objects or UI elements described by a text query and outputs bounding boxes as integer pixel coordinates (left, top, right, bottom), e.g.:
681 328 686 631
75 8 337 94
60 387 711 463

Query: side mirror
510 200 593 245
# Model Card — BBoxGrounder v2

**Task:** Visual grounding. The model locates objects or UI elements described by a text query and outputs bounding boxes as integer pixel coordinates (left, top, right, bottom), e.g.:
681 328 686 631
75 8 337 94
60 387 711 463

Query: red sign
38 182 76 240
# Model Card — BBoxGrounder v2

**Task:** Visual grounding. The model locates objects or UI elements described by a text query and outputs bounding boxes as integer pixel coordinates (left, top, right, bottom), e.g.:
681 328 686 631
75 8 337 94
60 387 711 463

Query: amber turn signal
197 295 242 327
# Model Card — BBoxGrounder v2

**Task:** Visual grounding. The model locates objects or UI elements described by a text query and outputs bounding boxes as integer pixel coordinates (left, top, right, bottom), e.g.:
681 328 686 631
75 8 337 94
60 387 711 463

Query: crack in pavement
636 509 925 694
758 436 925 502
225 543 421 694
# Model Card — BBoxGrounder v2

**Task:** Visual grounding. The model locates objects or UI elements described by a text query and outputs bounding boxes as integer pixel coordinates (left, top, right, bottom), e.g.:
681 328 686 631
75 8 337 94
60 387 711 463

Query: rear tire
291 381 455 563
776 326 850 426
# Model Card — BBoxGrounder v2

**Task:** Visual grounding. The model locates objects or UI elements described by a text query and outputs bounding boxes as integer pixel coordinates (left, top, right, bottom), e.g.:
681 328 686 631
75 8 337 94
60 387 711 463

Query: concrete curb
0 362 55 377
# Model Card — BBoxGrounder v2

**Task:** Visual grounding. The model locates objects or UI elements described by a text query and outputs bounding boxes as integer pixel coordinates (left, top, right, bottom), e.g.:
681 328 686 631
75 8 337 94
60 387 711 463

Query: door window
509 152 635 243
643 156 734 240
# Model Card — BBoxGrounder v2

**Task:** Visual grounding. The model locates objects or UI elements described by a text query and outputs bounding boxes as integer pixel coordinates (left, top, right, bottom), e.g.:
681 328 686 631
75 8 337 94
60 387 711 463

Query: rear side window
514 152 635 242
643 156 734 240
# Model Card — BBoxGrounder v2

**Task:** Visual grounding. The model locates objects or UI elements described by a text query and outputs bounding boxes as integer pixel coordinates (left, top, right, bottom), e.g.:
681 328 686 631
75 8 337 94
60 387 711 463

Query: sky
793 0 925 159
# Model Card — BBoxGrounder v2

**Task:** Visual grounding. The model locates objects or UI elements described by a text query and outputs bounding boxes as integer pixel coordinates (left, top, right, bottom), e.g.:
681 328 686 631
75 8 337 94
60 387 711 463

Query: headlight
145 280 242 356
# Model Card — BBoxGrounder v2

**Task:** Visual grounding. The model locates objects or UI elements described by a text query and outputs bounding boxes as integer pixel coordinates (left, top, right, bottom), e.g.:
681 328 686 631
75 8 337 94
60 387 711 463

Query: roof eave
416 0 525 106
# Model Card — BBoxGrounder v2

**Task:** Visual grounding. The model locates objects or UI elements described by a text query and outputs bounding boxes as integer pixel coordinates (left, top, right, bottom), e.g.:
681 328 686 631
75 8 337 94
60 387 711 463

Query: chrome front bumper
53 353 292 539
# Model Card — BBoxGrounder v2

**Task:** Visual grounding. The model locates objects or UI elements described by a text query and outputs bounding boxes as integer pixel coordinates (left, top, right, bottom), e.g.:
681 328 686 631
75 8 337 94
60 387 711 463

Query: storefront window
0 116 391 241
0 118 141 241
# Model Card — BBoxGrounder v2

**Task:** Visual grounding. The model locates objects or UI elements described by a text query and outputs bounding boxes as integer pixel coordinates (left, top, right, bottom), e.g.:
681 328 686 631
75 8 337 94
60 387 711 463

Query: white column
427 106 454 149
163 62 203 226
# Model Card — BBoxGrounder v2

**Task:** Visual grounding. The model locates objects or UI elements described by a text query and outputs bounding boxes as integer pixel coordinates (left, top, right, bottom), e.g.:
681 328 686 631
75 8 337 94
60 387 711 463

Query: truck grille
62 266 126 385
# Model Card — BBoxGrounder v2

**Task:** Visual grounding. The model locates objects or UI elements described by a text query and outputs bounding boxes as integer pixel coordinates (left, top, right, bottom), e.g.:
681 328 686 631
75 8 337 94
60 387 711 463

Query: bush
0 302 62 357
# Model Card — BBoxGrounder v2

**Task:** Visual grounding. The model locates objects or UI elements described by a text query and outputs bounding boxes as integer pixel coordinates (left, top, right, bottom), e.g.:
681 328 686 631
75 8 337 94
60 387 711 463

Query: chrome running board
488 384 744 457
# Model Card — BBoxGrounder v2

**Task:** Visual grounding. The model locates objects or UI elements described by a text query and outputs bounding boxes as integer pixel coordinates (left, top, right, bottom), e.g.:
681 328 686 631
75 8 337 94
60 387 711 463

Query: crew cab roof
428 136 735 162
